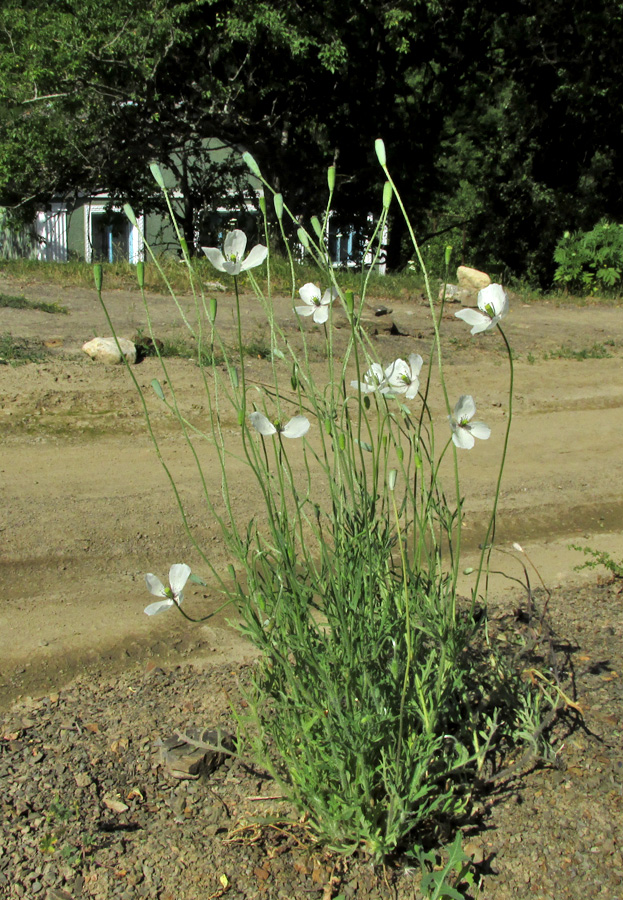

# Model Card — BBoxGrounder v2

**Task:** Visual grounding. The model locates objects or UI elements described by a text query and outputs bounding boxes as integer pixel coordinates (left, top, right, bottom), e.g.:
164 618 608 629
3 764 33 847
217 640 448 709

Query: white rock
82 337 137 365
457 266 491 292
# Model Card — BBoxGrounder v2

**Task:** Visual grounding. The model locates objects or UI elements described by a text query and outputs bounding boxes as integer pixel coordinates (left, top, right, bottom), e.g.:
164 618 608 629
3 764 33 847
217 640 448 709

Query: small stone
103 797 129 814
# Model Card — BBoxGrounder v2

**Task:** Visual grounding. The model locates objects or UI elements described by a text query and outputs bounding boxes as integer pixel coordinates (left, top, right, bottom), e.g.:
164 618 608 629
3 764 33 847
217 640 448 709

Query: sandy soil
1 275 623 710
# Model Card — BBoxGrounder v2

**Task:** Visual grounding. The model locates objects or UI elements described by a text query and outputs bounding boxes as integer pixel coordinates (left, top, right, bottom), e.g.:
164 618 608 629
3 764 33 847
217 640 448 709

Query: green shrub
553 219 623 295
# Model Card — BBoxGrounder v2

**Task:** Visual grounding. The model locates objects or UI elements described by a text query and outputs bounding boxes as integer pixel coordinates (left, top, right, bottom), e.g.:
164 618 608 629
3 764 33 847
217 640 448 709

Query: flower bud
243 151 262 177
136 261 145 288
311 216 323 239
383 181 392 210
445 244 453 267
396 446 404 462
344 290 354 315
124 203 138 227
93 263 103 291
324 418 332 435
338 433 346 451
297 227 310 249
149 162 166 189
388 469 397 491
208 296 217 323
327 165 336 192
273 193 284 220
375 139 387 167
259 194 266 216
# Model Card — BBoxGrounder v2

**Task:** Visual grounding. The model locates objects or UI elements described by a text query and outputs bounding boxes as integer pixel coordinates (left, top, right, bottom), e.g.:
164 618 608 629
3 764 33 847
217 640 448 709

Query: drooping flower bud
149 162 166 189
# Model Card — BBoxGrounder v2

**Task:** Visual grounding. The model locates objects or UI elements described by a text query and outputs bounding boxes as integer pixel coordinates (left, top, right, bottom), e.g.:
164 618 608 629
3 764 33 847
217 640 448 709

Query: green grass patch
0 333 49 365
0 292 68 314
544 342 615 361
0 254 426 300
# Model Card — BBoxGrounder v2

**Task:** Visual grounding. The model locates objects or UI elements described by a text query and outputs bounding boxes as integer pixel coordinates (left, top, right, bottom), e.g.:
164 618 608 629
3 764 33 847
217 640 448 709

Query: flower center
484 302 495 317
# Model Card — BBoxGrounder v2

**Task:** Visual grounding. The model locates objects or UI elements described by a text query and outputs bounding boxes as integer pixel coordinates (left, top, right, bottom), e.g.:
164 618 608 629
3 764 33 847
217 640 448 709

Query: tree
2 0 623 282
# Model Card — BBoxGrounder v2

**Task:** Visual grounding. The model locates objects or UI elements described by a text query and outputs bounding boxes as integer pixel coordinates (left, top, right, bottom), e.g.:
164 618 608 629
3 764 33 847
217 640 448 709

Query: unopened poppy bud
375 138 387 167
327 166 336 192
311 216 323 239
208 297 217 322
388 469 397 491
383 181 392 209
344 290 354 315
274 193 284 220
243 152 261 177
93 264 102 291
297 228 310 249
396 446 404 462
338 434 346 451
150 162 166 189
136 261 145 288
124 203 138 227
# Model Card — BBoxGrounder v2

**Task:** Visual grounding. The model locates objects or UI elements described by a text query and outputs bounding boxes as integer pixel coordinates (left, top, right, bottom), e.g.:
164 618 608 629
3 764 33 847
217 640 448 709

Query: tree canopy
1 0 622 282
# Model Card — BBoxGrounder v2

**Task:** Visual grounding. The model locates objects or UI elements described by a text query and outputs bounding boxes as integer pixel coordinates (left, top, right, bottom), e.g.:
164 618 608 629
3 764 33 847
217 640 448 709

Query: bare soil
1 275 622 898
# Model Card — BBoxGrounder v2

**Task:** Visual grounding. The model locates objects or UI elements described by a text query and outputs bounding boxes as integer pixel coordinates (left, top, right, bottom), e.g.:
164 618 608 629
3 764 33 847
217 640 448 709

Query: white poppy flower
295 283 336 325
144 563 191 616
449 395 491 449
202 229 268 275
249 411 310 439
383 353 423 399
350 363 387 394
454 283 509 334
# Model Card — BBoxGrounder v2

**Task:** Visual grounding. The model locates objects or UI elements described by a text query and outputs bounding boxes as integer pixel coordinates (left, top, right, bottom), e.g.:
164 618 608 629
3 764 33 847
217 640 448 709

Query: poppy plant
202 229 268 275
455 283 509 334
144 563 191 616
449 395 491 449
249 412 311 438
295 283 336 325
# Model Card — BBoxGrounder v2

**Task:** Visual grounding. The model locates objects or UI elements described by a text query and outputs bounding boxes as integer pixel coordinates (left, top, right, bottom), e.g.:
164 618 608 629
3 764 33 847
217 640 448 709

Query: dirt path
2 275 623 708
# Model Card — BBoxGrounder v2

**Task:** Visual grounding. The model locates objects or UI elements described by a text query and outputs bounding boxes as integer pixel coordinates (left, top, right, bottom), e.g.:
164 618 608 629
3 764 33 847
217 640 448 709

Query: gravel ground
1 580 622 900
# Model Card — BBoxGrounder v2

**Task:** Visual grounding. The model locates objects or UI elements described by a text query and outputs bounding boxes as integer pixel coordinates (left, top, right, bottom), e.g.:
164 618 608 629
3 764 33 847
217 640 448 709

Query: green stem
472 324 514 607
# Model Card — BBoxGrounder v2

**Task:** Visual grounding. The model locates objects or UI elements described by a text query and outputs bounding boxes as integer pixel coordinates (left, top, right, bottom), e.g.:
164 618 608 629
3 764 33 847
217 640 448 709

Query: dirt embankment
1 277 623 707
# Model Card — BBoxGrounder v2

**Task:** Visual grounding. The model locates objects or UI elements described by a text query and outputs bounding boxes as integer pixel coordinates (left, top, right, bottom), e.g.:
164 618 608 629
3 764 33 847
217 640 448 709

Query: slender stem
471 324 514 607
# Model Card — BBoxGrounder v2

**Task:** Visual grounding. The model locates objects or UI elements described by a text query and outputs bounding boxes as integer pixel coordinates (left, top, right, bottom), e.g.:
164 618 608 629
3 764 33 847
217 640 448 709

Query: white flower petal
299 282 322 305
321 287 337 305
312 305 330 324
384 358 410 388
468 421 491 441
224 229 247 260
478 283 508 318
202 247 227 273
451 426 475 450
145 573 167 597
404 382 420 400
249 412 277 435
144 598 174 616
169 563 191 597
281 415 310 438
295 305 316 317
453 394 476 422
222 259 242 275
455 308 490 334
240 244 268 271
408 353 423 377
